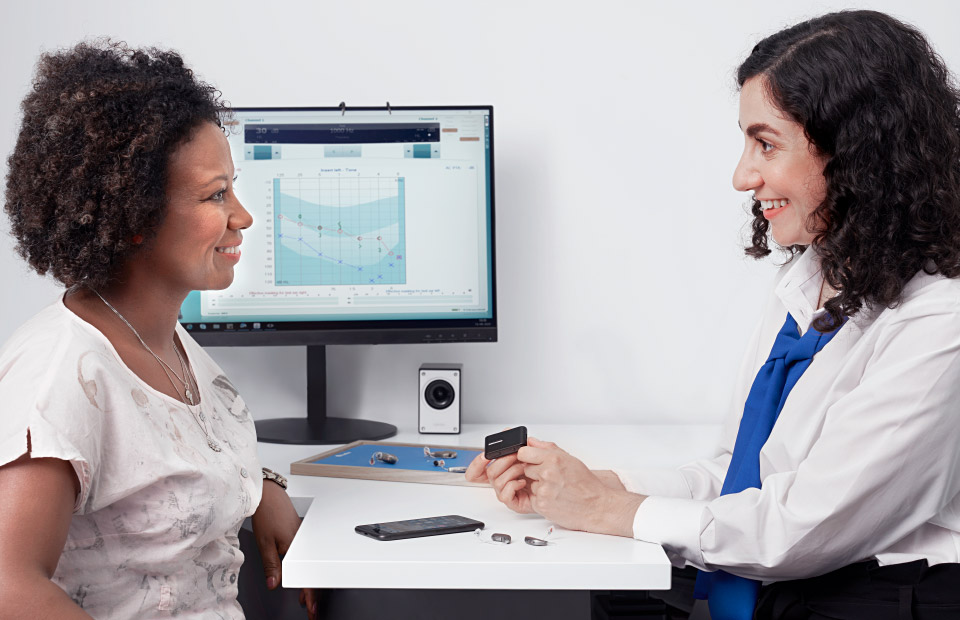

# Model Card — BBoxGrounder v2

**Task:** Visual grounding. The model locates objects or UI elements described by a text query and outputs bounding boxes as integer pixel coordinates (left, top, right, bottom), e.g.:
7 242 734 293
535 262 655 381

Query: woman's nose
231 198 254 230
732 150 762 192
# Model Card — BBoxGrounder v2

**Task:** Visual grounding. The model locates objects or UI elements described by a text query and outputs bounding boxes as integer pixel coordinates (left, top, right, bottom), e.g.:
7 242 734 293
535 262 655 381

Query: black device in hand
484 426 528 459
355 515 485 541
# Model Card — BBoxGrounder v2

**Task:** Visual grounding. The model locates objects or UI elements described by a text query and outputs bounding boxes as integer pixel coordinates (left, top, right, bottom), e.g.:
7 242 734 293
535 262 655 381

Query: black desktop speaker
419 364 462 434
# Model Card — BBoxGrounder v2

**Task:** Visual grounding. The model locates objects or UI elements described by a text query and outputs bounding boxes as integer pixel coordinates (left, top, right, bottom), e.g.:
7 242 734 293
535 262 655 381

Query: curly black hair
738 10 960 331
4 39 229 289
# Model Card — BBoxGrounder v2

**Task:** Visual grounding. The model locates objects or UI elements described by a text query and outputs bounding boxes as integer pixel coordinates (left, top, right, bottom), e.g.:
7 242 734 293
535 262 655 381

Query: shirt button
240 467 248 478
199 411 206 421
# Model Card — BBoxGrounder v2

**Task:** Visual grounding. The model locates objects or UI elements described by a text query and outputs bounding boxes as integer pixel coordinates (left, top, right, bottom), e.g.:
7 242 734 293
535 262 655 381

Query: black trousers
755 560 960 620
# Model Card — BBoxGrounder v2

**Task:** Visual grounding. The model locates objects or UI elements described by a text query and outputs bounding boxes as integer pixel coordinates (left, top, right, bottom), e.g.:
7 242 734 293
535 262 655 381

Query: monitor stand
254 345 398 445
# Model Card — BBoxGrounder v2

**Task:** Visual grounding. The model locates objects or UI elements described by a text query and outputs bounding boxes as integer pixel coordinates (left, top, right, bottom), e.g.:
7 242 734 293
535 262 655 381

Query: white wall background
2 0 958 429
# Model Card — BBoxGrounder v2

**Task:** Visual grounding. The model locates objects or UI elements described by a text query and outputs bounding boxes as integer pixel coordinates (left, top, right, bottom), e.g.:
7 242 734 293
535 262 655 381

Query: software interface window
179 108 494 329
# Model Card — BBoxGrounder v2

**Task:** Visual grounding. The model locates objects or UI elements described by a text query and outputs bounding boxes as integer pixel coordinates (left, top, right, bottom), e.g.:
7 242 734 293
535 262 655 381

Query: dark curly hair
4 39 229 289
738 10 960 331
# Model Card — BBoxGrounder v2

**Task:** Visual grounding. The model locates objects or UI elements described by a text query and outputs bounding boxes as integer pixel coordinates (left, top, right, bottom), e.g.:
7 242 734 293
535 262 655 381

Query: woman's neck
818 278 838 310
84 283 185 352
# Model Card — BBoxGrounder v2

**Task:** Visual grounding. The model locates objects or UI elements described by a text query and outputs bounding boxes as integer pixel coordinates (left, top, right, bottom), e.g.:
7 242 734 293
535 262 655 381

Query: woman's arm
637 309 960 581
0 453 94 619
251 478 318 619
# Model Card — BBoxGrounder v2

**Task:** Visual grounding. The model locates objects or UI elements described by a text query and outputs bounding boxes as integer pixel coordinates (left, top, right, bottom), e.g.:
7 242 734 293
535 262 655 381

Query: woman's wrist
593 489 646 538
254 474 291 516
593 469 627 491
261 467 288 490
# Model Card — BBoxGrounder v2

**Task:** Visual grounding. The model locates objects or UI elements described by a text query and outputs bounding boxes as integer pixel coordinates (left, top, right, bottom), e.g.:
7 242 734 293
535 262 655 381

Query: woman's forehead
739 78 802 138
166 123 232 185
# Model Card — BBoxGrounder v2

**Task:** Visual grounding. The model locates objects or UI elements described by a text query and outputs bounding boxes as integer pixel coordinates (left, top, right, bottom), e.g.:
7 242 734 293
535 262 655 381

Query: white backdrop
2 0 958 428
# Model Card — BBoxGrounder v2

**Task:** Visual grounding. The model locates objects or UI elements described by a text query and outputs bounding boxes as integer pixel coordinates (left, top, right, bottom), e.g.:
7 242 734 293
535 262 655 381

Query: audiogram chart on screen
273 176 406 287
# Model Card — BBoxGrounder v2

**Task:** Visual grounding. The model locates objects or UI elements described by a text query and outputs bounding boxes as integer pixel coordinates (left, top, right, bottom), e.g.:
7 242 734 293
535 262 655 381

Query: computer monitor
179 106 496 444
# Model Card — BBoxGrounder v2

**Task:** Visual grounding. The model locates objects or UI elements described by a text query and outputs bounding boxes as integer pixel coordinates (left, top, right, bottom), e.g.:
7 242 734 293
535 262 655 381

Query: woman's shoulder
0 296 120 478
859 270 960 337
0 296 121 398
1 296 108 361
893 270 960 316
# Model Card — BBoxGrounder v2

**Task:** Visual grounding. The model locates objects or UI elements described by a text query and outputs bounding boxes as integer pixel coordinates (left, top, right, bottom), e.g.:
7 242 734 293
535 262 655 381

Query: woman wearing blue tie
467 10 960 619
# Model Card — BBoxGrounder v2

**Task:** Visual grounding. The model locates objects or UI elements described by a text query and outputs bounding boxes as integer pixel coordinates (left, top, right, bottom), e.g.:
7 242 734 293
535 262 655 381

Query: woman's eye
758 138 774 153
210 189 226 201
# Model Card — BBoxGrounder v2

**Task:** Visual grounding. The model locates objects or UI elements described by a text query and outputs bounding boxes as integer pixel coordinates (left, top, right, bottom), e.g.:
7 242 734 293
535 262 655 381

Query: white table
258 423 722 591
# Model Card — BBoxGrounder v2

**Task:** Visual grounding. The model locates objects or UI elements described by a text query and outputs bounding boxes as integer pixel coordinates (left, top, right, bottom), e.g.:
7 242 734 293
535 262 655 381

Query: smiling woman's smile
215 245 242 259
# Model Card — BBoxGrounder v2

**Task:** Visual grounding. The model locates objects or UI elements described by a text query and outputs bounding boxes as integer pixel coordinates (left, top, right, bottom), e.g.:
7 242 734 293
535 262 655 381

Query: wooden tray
291 440 487 487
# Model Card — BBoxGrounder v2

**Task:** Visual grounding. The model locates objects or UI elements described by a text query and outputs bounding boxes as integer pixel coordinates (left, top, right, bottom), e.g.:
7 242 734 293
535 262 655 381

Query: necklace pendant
208 438 222 452
185 387 195 403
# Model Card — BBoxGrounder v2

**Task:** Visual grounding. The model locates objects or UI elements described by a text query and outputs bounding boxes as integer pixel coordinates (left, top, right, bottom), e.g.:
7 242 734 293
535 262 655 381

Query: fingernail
267 576 277 589
310 601 318 614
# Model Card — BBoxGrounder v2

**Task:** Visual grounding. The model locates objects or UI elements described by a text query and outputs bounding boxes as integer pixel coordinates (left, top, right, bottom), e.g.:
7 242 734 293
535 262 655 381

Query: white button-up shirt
618 249 960 581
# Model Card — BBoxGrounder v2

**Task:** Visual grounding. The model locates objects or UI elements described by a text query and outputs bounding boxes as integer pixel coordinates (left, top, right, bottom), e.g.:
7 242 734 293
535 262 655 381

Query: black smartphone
355 515 485 541
484 426 528 459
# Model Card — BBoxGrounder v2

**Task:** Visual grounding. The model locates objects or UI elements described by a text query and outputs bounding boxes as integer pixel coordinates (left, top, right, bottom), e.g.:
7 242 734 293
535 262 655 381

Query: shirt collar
772 248 936 335
774 249 824 335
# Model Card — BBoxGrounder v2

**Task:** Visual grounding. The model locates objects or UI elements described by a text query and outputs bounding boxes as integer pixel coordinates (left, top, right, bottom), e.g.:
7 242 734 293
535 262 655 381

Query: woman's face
732 77 827 247
138 121 253 294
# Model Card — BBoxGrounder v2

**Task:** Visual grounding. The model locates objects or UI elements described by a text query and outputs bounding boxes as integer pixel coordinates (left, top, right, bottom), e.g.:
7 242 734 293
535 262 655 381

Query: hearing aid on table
369 451 399 466
424 447 458 459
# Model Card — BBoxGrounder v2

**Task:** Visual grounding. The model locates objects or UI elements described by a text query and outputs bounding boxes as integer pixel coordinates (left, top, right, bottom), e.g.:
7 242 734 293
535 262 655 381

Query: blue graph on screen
274 176 406 286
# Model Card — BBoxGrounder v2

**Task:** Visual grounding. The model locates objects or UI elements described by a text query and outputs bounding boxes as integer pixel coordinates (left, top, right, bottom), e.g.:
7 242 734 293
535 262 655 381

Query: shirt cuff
633 496 710 570
611 467 694 498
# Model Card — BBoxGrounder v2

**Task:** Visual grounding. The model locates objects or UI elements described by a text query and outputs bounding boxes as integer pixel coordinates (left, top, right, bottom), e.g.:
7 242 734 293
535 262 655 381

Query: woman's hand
465 451 535 514
518 438 646 537
251 480 318 619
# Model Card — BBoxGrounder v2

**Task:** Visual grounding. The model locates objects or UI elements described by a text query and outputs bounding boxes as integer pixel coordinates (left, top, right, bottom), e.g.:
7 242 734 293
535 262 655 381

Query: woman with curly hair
0 42 317 618
468 10 960 619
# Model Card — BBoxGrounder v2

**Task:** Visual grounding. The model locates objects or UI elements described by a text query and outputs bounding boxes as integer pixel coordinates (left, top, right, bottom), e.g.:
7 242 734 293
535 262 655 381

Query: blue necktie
693 313 843 620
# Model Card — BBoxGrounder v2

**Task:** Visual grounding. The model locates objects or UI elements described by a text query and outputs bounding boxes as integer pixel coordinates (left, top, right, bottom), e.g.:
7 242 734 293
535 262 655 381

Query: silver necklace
93 290 194 401
169 342 220 451
93 290 221 452
173 343 197 406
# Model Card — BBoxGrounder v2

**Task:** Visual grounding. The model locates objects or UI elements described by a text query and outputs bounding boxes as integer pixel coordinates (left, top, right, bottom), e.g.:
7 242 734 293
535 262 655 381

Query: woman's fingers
492 461 526 492
464 453 490 483
526 436 558 450
303 588 318 619
465 452 520 485
497 477 528 511
483 453 520 483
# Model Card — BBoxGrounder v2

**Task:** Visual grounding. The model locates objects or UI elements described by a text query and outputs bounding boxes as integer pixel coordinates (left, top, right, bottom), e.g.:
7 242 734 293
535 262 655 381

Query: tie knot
766 314 841 366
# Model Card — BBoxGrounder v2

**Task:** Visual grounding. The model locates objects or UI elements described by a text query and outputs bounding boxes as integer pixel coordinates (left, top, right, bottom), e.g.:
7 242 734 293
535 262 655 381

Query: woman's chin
197 276 236 293
770 228 815 248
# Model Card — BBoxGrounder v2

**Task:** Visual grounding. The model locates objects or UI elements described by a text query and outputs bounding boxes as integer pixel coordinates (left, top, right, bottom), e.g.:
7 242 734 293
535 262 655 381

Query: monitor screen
179 106 496 346
178 106 496 444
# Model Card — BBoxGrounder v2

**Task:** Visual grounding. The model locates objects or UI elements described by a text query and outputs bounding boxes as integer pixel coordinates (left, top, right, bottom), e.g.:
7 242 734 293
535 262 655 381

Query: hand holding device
519 437 642 536
465 428 535 515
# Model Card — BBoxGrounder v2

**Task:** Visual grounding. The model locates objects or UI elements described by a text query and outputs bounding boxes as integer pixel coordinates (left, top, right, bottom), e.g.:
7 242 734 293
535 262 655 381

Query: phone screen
355 515 484 541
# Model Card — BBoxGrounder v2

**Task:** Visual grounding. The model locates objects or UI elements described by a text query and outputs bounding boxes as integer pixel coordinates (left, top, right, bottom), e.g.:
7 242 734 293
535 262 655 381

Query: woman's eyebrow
196 173 232 189
742 122 783 139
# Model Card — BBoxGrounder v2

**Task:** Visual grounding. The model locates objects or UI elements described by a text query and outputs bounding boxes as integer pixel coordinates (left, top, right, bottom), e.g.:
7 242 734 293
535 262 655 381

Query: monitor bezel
185 104 497 347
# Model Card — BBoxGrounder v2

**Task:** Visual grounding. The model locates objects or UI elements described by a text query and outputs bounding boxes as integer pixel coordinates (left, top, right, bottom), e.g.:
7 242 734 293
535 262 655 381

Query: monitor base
255 417 398 445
